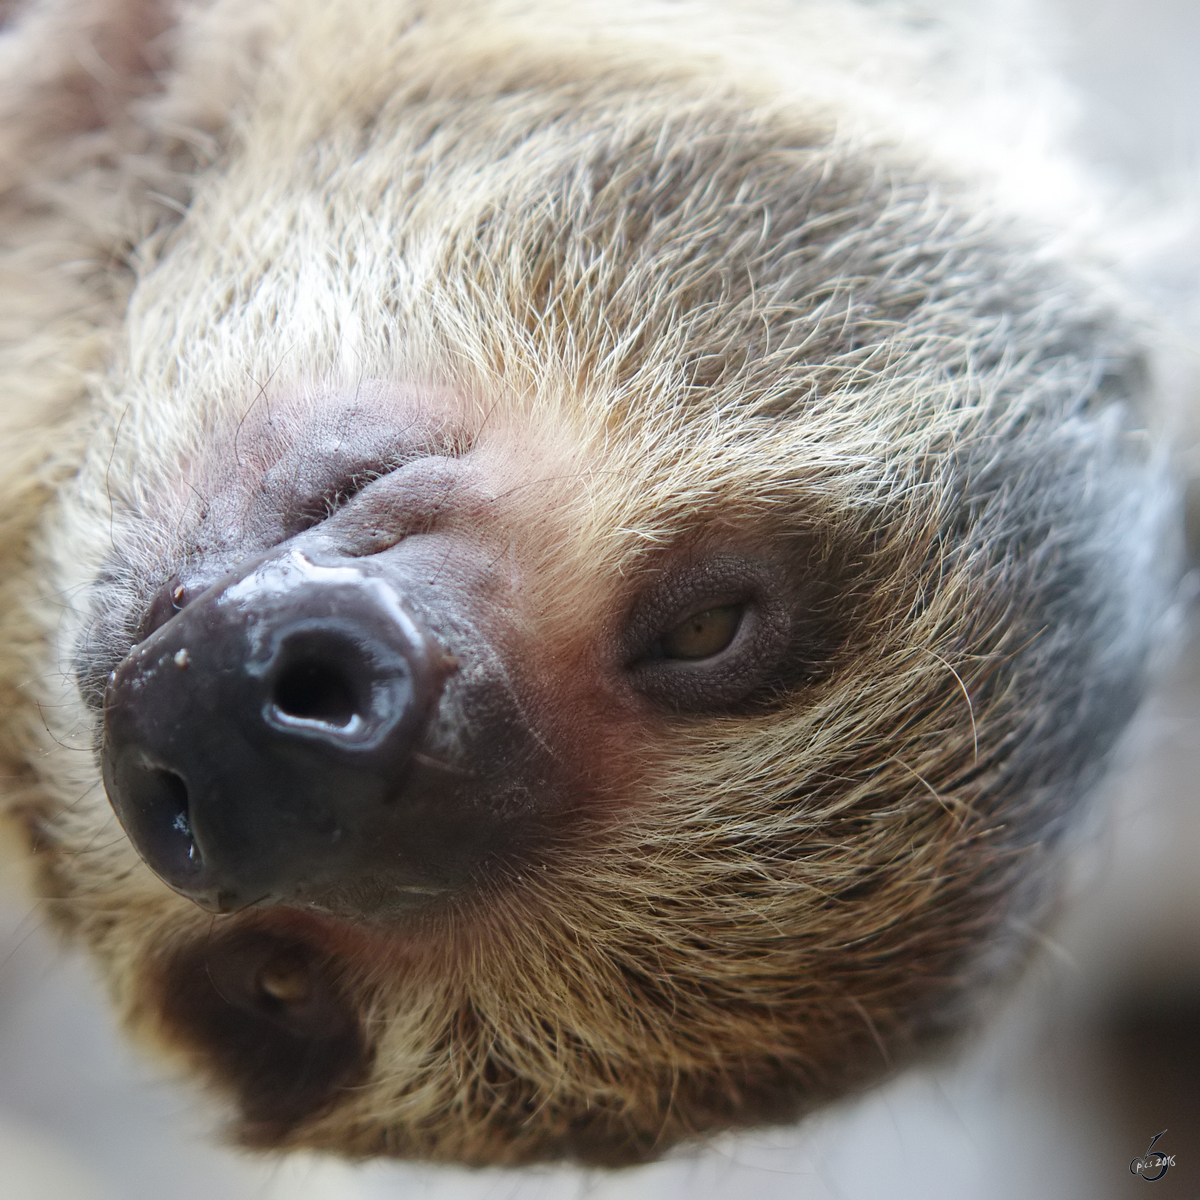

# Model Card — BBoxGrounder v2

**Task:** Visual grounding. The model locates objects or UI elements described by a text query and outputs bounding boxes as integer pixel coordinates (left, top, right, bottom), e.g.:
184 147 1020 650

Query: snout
102 549 456 913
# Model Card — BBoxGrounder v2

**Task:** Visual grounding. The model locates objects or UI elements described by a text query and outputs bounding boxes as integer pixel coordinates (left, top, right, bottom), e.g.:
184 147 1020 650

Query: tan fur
0 0 1175 1168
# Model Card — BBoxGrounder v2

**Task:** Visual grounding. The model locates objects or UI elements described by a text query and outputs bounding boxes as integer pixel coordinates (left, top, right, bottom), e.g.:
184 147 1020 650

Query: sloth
0 0 1175 1170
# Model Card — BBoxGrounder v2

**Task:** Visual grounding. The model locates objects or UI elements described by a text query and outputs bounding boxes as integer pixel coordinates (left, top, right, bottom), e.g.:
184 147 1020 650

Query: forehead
117 57 908 441
108 78 954 586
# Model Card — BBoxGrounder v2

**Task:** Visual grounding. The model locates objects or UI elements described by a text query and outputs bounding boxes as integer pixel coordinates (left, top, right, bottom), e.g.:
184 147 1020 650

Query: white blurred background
2 1 1199 1197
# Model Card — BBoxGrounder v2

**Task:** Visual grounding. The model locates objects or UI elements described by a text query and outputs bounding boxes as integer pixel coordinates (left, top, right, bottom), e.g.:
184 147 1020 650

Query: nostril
115 762 202 882
140 578 189 639
271 659 360 727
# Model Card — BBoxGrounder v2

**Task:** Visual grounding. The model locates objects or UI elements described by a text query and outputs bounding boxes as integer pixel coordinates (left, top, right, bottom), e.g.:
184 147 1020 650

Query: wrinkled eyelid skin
621 554 807 711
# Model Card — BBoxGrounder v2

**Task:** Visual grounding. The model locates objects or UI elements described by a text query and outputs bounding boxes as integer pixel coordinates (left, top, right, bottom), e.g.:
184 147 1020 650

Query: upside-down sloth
0 0 1174 1168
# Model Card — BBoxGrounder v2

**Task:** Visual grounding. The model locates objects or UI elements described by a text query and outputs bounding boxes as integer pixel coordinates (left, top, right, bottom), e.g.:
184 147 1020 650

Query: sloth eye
659 604 743 660
625 555 795 712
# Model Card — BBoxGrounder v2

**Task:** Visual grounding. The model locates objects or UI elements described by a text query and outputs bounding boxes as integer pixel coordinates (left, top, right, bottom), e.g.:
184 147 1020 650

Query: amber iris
660 604 742 660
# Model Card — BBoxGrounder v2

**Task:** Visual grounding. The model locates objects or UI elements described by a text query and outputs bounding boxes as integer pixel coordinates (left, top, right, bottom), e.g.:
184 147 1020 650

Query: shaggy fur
0 0 1174 1168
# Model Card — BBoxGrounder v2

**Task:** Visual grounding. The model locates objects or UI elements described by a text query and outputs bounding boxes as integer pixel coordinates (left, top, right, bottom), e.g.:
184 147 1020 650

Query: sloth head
13 0 1169 1169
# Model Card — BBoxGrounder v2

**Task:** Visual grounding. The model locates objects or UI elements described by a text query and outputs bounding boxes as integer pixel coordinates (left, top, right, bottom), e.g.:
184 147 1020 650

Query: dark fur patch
156 929 372 1138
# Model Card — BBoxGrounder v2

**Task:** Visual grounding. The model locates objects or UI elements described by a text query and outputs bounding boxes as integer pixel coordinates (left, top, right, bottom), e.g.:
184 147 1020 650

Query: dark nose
102 549 453 913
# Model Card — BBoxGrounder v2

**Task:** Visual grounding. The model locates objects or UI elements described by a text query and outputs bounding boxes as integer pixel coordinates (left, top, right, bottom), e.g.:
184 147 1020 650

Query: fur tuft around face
0 0 1176 1168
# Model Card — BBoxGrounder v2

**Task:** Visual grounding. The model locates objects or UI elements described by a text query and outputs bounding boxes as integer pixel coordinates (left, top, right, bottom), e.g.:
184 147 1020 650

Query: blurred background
2 1 1199 1197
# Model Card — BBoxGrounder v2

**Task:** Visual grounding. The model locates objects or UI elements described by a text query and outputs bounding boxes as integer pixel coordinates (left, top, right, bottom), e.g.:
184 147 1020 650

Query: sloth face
21 7 1168 1167
93 386 841 922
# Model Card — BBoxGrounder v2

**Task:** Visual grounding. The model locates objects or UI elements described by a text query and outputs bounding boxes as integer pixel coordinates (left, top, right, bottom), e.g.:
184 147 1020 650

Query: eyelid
622 554 775 660
628 590 749 665
619 554 798 713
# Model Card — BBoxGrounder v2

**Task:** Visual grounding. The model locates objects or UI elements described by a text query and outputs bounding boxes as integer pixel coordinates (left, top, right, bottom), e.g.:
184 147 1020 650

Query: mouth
154 922 373 1139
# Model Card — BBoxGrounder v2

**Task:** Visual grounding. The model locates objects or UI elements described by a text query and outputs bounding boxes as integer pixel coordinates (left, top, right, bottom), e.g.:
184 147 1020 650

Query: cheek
509 591 665 820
